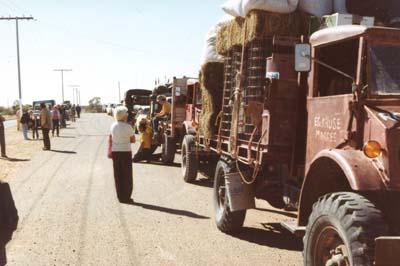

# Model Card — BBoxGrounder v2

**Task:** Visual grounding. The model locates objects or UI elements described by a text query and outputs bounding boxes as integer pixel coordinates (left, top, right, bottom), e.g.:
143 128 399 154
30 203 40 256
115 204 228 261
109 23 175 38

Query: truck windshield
370 44 400 96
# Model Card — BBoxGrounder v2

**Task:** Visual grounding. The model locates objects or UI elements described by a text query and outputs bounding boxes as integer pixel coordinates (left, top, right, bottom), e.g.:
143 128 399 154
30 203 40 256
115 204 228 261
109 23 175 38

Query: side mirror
295 44 311 72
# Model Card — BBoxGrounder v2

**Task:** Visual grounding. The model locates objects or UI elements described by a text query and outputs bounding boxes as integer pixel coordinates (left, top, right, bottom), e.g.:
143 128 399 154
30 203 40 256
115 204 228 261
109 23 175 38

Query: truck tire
213 159 246 234
303 192 388 266
181 135 198 183
161 133 176 164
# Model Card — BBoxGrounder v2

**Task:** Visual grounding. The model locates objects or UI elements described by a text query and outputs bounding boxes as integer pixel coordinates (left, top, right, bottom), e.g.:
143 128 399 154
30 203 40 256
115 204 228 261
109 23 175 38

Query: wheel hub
315 226 350 266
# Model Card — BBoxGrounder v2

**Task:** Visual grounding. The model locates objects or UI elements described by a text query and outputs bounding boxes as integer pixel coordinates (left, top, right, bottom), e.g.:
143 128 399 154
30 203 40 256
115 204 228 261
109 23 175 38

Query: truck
32 100 56 113
150 77 200 164
183 22 400 266
124 89 152 130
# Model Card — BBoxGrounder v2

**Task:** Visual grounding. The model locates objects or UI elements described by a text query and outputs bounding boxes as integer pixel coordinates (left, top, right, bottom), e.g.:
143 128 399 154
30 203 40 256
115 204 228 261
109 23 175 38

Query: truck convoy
180 2 400 265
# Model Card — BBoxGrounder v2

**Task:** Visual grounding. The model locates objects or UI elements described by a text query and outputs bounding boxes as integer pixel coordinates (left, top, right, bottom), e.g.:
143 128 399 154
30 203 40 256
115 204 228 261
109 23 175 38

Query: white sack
298 0 333 17
333 0 347 13
242 0 299 16
222 0 299 18
221 0 244 18
201 15 233 64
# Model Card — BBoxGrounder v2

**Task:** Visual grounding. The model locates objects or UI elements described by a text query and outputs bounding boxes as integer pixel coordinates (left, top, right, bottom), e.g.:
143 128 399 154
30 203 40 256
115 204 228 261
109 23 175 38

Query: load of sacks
221 0 399 23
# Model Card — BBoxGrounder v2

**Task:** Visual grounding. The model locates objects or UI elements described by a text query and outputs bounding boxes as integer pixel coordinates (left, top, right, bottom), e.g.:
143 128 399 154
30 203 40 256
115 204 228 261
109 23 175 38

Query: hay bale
199 62 224 139
216 17 245 56
245 10 308 43
216 10 309 54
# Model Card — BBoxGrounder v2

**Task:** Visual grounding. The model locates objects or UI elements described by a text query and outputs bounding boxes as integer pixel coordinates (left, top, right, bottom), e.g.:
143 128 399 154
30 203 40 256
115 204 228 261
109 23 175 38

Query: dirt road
1 113 302 266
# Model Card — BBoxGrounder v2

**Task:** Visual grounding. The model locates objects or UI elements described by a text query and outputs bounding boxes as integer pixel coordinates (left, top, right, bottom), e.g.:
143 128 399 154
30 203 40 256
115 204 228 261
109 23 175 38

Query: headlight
363 141 382 158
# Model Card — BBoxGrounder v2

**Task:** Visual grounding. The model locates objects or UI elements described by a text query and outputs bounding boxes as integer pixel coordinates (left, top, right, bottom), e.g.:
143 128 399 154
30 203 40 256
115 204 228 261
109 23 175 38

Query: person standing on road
16 109 21 131
40 103 52 150
52 106 60 137
59 105 66 128
110 106 135 203
70 105 76 122
31 113 40 140
0 114 7 158
20 110 30 140
76 104 82 119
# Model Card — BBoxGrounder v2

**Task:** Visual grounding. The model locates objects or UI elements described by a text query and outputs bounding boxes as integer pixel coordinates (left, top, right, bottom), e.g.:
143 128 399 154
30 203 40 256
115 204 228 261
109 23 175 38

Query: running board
280 220 305 237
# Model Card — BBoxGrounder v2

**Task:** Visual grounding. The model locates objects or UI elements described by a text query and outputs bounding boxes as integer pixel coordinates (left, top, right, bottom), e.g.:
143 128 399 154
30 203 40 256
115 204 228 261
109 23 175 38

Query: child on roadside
132 119 159 163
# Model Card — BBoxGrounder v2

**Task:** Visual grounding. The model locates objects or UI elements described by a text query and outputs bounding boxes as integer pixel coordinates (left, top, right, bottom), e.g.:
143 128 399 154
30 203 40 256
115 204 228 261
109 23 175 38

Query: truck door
306 38 361 170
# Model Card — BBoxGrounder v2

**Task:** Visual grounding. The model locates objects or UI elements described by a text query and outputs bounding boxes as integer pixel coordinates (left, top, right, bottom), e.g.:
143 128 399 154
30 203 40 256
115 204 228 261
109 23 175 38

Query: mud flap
225 172 255 212
375 237 400 266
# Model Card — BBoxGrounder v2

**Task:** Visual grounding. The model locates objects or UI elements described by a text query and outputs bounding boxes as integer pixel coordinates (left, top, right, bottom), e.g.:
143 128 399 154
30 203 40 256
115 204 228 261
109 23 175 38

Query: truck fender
182 121 197 136
298 149 386 226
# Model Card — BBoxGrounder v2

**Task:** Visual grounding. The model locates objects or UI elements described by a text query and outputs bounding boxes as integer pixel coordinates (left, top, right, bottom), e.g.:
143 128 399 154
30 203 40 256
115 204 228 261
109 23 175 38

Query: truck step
280 220 305 237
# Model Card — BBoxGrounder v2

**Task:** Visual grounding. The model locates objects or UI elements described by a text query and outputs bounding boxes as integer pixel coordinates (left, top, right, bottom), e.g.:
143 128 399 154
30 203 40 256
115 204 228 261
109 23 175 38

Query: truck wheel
303 192 388 266
181 135 198 183
161 134 176 164
213 159 246 234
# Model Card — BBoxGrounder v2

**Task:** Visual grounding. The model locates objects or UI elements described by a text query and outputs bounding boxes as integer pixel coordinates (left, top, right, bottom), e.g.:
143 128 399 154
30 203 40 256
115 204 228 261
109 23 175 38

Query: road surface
4 120 16 129
1 113 302 266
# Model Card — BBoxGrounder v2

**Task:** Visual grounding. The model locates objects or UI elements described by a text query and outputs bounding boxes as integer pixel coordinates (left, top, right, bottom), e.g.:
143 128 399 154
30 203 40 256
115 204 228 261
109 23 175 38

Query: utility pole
54 69 72 103
118 81 121 103
69 85 80 104
0 16 34 116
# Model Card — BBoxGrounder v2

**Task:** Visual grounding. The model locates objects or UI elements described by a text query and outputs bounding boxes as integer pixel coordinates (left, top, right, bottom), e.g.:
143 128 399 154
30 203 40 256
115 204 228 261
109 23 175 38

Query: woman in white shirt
111 106 135 203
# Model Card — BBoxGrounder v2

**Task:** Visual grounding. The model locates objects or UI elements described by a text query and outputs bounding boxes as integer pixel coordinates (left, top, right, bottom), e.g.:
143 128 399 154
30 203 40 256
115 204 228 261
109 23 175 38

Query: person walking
76 104 82 119
52 106 60 137
0 114 7 158
20 110 30 140
40 103 52 150
71 105 76 122
110 106 135 203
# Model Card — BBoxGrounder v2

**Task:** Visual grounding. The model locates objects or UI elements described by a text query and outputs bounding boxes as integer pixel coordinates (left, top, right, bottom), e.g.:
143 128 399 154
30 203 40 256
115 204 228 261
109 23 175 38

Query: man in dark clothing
76 105 82 118
0 115 6 158
40 103 52 150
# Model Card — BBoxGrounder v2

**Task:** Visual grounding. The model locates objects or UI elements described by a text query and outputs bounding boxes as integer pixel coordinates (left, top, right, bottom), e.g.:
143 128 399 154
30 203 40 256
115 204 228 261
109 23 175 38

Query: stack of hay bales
199 63 224 138
216 10 308 55
198 17 231 139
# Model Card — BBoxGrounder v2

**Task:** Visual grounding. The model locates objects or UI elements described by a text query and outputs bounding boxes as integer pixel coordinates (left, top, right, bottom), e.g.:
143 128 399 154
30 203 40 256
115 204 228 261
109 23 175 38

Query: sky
0 0 226 107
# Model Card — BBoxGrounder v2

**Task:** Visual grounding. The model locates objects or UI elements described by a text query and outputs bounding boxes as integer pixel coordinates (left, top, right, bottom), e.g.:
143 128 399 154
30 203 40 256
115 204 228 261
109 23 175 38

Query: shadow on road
50 150 77 154
0 182 19 266
132 202 209 219
134 160 181 168
234 223 302 252
0 157 30 162
57 136 76 139
255 208 298 219
192 178 214 188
